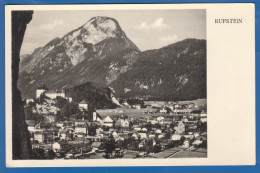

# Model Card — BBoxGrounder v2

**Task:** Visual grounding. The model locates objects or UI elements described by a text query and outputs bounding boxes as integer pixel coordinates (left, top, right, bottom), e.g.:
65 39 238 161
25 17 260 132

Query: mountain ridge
19 16 206 101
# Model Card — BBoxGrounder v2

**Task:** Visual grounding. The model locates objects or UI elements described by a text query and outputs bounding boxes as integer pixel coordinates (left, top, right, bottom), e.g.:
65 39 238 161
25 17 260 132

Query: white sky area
21 10 206 55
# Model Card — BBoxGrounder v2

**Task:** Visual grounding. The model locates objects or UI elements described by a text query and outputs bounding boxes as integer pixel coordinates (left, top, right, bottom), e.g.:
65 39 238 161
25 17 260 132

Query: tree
46 149 56 159
144 122 153 131
129 121 133 130
153 123 161 129
126 99 144 107
165 131 172 139
145 139 154 154
32 148 46 159
88 123 97 136
105 135 116 157
153 144 161 153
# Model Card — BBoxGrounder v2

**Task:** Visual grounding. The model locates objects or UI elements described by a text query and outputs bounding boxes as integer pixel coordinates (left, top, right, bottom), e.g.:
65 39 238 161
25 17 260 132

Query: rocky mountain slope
19 16 140 98
111 39 206 100
19 16 206 101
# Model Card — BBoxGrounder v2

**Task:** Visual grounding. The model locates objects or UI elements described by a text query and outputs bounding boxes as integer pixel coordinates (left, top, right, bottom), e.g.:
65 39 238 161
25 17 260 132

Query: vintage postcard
5 4 255 167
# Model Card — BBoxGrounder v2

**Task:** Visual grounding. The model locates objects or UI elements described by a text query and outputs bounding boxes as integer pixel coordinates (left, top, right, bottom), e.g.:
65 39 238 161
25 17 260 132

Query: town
23 85 207 159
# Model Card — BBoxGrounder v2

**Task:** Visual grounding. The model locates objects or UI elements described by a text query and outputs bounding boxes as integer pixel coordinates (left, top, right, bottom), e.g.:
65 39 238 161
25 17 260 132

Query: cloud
40 20 64 30
21 42 42 55
160 35 180 44
135 18 170 30
151 18 168 29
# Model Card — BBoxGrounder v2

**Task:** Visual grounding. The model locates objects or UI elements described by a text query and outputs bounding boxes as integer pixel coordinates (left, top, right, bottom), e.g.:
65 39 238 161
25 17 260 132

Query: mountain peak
80 16 122 45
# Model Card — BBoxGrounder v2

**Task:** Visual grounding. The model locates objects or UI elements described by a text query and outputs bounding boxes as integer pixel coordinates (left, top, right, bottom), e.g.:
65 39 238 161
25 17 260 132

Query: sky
21 10 206 55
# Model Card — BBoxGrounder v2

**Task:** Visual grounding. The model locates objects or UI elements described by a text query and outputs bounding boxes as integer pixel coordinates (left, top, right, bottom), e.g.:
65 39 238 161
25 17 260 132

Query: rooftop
79 100 88 104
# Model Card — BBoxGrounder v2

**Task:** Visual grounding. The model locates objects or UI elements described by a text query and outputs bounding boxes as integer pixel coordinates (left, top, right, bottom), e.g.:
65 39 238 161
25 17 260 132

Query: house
91 142 104 151
157 134 164 139
200 111 207 117
168 106 174 111
192 139 203 146
34 131 45 143
53 141 68 152
59 129 68 140
66 96 73 102
132 133 139 140
74 120 86 126
171 134 181 141
45 90 65 99
157 116 165 124
115 119 129 128
134 127 141 131
174 121 186 134
26 99 35 105
36 86 48 99
141 128 147 132
103 116 113 127
96 127 103 136
156 116 164 122
183 139 191 148
115 136 124 142
148 134 156 138
56 122 64 128
34 120 49 131
138 139 146 148
112 131 118 138
25 120 37 133
173 108 192 114
200 117 207 122
78 100 88 111
75 125 88 134
163 118 173 125
138 131 147 139
159 108 167 114
155 129 162 134
139 138 156 149
95 115 103 123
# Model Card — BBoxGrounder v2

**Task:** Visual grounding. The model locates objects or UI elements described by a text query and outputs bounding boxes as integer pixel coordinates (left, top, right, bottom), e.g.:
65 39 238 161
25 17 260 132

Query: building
25 120 37 133
171 134 181 141
183 139 191 148
56 122 64 128
103 116 113 127
34 131 45 143
135 104 141 109
60 131 67 140
93 112 97 121
156 116 165 124
132 133 139 139
78 100 88 111
138 131 147 139
36 85 66 99
74 120 86 126
115 119 129 128
36 88 47 99
155 129 162 134
66 96 73 102
91 142 104 151
174 122 186 134
53 141 68 152
45 90 65 99
26 99 35 105
159 108 167 114
112 131 118 138
173 108 192 114
138 139 146 149
75 125 88 134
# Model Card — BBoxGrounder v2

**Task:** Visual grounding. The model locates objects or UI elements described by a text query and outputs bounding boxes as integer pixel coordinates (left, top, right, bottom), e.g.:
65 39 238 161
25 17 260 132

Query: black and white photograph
11 8 207 160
